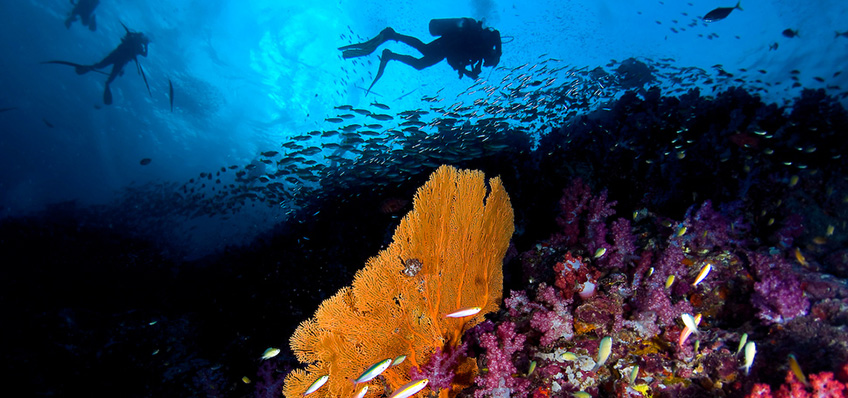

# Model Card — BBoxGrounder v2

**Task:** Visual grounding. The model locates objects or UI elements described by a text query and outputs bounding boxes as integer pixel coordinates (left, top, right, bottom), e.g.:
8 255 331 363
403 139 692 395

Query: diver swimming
44 24 150 105
64 0 100 31
339 18 502 93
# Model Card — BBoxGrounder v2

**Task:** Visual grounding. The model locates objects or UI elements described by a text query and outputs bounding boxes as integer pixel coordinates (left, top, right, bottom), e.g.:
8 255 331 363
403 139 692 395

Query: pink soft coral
746 363 848 398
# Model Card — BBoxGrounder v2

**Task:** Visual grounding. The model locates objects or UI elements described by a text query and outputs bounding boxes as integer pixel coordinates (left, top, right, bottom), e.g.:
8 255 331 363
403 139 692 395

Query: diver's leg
92 49 120 70
65 14 77 29
390 33 429 54
102 65 121 105
339 27 397 58
387 51 443 70
367 49 442 94
85 13 96 31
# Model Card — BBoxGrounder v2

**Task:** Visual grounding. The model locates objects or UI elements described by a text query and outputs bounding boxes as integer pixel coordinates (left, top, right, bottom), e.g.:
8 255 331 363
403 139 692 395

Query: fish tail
837 31 843 38
735 1 743 11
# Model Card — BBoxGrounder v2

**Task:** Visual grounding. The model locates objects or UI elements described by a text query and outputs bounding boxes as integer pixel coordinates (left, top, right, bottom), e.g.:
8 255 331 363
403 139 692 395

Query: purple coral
410 342 468 393
774 214 804 248
473 322 531 398
581 189 617 256
554 178 593 246
603 218 636 270
749 252 810 324
632 244 693 326
530 284 575 346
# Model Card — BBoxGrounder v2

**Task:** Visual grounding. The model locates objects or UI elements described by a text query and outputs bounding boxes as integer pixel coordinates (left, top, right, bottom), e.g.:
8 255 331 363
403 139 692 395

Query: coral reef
282 166 514 398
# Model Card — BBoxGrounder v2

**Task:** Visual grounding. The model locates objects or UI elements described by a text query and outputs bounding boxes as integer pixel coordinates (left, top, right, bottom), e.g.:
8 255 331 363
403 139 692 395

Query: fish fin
168 79 174 112
736 1 743 11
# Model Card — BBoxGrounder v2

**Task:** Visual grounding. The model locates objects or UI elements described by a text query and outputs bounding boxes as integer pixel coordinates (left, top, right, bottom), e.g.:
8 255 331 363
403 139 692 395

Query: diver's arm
458 60 482 79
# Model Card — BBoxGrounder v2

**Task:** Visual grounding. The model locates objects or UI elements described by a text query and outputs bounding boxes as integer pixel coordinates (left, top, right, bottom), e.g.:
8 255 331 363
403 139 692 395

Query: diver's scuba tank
429 18 479 36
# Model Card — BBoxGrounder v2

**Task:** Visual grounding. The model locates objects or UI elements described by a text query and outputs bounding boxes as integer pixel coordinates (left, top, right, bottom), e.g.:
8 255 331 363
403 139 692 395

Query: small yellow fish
303 375 329 396
692 263 711 286
592 336 612 371
736 333 748 355
527 360 537 376
789 175 799 187
681 313 699 333
767 218 775 226
694 340 700 352
813 236 828 245
794 248 808 267
826 225 835 236
391 355 407 366
742 341 757 375
354 358 393 383
242 376 251 384
559 351 578 361
353 385 369 398
675 225 687 237
572 392 591 398
388 378 429 398
788 354 808 386
628 365 639 384
446 306 482 318
261 347 281 360
665 275 675 289
593 247 607 259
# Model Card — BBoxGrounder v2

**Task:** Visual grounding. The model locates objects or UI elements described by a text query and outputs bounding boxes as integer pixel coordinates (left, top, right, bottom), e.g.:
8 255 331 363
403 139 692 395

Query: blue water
1 0 846 257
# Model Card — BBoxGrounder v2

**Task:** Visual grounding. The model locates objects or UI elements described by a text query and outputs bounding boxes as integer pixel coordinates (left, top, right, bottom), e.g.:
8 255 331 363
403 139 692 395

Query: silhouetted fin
120 21 131 34
134 58 151 96
0 107 18 113
168 79 174 112
42 60 108 76
104 85 113 105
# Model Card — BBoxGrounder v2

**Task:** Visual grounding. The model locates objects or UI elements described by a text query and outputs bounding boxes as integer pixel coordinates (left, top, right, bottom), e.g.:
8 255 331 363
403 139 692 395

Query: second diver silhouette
64 0 100 31
44 23 150 105
339 18 502 94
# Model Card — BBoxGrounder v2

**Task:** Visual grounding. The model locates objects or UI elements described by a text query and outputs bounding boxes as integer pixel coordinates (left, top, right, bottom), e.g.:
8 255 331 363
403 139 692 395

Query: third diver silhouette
44 23 150 105
64 0 100 31
339 18 502 94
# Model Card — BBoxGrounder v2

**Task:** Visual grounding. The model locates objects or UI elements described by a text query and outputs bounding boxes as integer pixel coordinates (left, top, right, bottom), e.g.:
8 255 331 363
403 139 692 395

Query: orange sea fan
283 165 514 398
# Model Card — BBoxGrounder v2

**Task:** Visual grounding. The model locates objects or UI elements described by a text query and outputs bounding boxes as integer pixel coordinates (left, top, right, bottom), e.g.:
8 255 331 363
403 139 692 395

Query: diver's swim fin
41 60 107 76
104 85 113 105
366 49 392 95
339 28 394 59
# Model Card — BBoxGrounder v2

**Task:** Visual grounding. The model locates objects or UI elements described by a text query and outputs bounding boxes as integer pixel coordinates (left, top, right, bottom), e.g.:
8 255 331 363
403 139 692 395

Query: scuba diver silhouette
44 24 150 105
64 0 100 31
339 18 502 93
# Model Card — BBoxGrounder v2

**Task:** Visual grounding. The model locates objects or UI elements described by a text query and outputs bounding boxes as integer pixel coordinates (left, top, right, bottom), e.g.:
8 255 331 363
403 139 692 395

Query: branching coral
283 166 514 398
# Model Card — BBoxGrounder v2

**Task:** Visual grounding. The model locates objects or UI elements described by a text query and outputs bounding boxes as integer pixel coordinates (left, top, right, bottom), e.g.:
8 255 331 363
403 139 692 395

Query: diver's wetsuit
340 18 501 93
